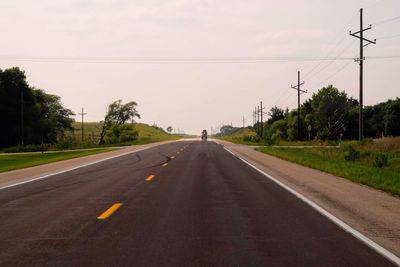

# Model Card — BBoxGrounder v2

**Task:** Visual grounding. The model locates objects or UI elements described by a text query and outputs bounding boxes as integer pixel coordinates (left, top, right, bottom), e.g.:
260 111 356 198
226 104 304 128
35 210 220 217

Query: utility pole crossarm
291 83 307 93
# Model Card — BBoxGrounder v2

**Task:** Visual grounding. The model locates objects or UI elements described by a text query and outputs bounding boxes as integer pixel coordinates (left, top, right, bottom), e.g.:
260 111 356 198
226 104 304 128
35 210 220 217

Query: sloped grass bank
256 144 400 197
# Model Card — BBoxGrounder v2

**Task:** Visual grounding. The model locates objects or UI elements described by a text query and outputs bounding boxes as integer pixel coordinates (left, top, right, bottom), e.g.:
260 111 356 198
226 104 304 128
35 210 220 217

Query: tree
311 85 350 140
99 100 141 144
219 125 237 136
267 106 288 124
0 67 74 148
32 89 74 144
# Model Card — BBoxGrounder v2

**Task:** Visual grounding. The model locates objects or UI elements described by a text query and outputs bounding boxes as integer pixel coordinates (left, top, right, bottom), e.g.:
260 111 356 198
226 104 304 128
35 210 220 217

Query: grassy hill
66 122 180 146
216 127 259 145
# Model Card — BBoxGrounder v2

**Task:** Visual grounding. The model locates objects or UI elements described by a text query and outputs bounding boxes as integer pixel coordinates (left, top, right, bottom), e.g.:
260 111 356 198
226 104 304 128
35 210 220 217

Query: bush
374 153 388 168
1 144 49 153
344 145 360 161
106 124 139 144
243 135 260 143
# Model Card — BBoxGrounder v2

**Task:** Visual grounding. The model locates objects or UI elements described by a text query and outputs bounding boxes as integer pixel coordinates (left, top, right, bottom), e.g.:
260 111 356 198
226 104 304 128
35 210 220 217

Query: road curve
0 141 396 266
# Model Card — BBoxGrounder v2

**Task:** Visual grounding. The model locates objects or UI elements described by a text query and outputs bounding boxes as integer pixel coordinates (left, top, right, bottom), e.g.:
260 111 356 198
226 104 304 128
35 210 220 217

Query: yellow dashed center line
97 203 123 220
177 151 180 154
146 175 156 181
171 156 175 159
162 163 168 167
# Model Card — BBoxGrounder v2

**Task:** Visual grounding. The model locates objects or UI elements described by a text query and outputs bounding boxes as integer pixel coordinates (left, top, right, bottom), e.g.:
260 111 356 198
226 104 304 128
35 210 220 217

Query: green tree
0 67 74 148
311 85 350 140
267 106 288 124
99 100 141 144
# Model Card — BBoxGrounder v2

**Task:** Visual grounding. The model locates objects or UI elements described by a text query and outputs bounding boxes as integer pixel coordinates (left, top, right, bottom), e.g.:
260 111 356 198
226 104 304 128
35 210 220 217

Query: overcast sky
1 0 399 134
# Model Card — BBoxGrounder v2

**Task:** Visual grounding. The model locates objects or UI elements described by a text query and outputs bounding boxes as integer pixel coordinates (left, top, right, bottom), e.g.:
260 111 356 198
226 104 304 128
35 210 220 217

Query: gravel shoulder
216 140 400 257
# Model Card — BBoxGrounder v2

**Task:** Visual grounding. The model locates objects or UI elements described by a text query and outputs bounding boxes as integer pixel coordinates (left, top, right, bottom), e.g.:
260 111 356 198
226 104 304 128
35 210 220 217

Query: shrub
106 124 139 144
1 144 49 153
344 145 360 161
374 153 388 168
243 135 260 143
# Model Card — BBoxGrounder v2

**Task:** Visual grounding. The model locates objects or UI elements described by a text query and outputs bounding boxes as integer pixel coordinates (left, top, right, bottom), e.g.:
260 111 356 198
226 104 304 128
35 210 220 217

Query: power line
308 60 353 90
376 33 400 40
373 15 400 26
303 11 359 79
365 0 387 9
306 40 357 83
0 55 357 64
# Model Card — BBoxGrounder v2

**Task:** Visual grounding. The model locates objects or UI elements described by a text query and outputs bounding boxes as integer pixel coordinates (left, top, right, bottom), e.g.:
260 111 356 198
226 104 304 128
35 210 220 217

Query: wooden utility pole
259 101 266 137
291 71 306 140
350 8 376 141
79 108 87 143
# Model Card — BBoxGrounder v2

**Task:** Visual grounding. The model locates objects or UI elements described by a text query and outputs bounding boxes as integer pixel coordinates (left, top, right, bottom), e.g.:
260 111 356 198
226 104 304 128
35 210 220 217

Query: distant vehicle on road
201 130 208 140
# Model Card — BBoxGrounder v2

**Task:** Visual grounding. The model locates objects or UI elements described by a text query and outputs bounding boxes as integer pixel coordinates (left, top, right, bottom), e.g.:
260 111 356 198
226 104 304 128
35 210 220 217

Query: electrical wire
365 0 387 9
306 39 357 83
372 15 400 26
302 11 358 79
376 33 400 40
0 55 357 64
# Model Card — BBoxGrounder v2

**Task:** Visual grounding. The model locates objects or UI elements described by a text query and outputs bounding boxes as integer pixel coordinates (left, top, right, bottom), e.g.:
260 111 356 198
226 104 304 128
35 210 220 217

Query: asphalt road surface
0 141 396 266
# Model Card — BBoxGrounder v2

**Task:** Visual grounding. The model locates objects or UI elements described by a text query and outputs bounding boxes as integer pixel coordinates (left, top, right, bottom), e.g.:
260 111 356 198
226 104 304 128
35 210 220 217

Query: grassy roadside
0 122 181 173
0 148 118 173
216 128 260 145
256 143 400 197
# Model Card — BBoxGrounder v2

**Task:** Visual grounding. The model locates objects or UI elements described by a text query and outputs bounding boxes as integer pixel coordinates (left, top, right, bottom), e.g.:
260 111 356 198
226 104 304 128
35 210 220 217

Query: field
67 122 180 146
0 148 114 173
256 137 400 196
217 128 259 145
0 122 180 173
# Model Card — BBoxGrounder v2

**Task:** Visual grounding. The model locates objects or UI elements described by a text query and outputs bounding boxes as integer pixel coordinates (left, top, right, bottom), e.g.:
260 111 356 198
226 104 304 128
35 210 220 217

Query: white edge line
223 146 400 266
0 146 152 191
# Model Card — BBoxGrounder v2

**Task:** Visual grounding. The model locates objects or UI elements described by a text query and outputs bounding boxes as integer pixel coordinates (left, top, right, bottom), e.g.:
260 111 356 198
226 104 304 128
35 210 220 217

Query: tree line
216 85 399 143
0 67 74 148
0 67 142 150
259 85 400 142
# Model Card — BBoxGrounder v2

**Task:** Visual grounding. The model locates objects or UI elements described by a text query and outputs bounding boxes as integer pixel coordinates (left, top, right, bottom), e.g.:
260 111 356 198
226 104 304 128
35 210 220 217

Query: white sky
0 0 399 134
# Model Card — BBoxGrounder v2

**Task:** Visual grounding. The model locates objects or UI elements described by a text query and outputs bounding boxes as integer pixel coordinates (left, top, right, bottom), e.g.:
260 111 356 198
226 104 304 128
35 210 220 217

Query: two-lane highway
0 141 396 266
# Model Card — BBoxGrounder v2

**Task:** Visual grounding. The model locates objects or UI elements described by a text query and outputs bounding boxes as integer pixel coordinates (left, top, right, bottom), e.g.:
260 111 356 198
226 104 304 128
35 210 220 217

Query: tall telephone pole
79 108 87 143
253 108 256 126
242 116 246 128
21 90 24 146
350 8 376 141
259 101 266 137
257 105 260 136
291 71 306 140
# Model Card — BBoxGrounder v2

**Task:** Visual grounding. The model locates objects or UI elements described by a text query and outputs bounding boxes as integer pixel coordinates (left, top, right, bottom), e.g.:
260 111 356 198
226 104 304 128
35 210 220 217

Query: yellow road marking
97 203 123 220
146 175 155 181
162 163 168 167
177 151 180 154
171 156 175 159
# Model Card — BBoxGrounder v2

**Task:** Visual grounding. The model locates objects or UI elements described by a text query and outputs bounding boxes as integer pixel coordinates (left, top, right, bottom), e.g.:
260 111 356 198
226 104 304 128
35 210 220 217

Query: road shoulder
216 140 400 257
0 141 176 190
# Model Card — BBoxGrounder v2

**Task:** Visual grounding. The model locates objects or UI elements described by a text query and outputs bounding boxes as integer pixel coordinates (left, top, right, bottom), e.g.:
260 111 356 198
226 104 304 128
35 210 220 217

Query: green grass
0 122 181 173
0 148 115 173
256 140 400 196
68 122 180 147
217 128 260 145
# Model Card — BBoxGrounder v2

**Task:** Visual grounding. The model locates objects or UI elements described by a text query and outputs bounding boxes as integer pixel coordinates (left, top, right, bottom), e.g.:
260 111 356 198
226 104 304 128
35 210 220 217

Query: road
0 141 396 266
